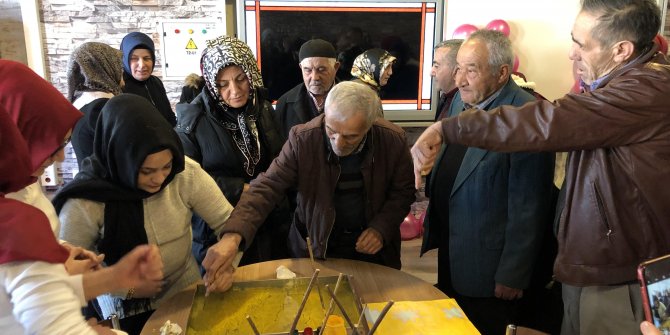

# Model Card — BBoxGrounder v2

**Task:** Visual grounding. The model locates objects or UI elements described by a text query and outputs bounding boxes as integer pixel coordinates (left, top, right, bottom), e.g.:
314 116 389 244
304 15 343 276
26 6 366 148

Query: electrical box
159 19 226 80
40 164 59 186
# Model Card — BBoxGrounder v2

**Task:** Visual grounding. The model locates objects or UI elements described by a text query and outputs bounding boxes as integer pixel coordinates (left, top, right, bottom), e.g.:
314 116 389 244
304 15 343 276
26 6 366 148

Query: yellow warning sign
186 38 198 50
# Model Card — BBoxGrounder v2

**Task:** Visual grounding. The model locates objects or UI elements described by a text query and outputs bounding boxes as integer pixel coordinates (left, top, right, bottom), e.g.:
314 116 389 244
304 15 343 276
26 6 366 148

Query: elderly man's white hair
324 81 381 127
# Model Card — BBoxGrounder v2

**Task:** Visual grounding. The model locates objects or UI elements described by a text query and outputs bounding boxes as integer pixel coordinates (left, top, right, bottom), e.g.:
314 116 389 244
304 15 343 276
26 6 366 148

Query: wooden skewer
289 268 320 334
306 237 326 310
319 273 344 332
324 284 357 332
355 304 367 334
368 300 395 335
245 315 261 335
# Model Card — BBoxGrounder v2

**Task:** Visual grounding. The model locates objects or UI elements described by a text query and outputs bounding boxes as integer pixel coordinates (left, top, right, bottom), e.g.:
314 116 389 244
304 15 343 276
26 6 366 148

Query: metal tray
186 275 367 335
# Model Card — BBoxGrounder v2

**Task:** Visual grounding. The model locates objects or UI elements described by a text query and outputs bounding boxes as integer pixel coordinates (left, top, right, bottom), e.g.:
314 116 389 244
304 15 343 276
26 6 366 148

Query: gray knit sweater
59 157 233 318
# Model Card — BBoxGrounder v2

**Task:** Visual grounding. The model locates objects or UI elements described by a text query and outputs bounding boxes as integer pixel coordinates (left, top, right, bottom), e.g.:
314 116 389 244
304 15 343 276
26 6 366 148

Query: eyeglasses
51 136 71 157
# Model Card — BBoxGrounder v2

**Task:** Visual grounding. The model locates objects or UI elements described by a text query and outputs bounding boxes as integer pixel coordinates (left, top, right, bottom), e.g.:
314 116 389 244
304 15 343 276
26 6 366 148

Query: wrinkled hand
410 122 444 189
494 283 523 300
64 245 104 275
203 233 241 295
641 321 662 335
355 228 383 254
112 244 163 291
205 267 235 295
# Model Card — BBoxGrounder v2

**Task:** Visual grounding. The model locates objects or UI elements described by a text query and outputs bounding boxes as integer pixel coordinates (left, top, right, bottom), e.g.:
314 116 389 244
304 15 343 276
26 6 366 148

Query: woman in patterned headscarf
351 48 397 94
67 41 124 166
176 36 289 268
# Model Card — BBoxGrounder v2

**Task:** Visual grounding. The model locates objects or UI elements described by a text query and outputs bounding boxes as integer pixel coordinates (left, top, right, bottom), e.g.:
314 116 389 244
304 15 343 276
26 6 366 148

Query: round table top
141 258 446 334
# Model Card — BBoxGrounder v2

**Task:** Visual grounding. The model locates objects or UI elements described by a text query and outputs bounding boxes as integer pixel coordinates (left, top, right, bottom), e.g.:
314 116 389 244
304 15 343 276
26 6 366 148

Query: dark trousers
119 310 154 335
451 291 520 335
436 246 561 335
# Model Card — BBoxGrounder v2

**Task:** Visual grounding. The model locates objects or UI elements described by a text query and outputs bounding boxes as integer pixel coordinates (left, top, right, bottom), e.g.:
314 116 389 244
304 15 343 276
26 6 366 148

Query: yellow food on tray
188 276 362 335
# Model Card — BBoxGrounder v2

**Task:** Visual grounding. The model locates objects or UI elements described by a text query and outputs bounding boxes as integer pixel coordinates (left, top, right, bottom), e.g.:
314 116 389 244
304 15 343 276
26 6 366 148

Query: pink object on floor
400 212 423 240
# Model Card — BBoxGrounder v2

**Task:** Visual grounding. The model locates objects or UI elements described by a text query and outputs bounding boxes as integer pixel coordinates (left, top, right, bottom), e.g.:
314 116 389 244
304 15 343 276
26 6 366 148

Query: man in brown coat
204 81 415 292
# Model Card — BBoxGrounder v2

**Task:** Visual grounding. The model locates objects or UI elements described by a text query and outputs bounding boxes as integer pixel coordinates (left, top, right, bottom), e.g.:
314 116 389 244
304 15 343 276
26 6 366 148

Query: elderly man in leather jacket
411 1 670 334
203 81 415 293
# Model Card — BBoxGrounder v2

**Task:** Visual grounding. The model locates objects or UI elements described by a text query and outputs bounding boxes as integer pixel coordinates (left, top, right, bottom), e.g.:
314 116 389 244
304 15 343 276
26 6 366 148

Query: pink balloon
513 54 520 72
654 34 668 55
417 211 426 236
400 213 420 241
486 19 511 37
452 24 478 39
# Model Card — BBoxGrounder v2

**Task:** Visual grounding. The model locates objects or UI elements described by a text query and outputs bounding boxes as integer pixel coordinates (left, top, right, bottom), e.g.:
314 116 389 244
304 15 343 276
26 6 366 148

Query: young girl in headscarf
55 94 235 335
67 41 123 166
0 60 162 335
176 35 289 267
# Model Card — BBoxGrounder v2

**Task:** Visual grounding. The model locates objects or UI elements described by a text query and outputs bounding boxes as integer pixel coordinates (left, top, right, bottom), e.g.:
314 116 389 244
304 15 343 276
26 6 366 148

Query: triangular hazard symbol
186 38 198 50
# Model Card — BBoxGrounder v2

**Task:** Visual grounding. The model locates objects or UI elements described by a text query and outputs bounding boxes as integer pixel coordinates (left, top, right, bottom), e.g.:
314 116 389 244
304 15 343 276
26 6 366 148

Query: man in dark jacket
120 32 176 126
421 30 555 335
275 39 340 140
202 81 415 291
431 39 462 121
412 0 670 333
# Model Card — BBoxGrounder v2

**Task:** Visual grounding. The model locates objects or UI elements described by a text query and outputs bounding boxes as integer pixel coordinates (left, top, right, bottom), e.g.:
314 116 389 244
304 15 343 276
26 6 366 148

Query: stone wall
25 0 670 108
39 0 228 107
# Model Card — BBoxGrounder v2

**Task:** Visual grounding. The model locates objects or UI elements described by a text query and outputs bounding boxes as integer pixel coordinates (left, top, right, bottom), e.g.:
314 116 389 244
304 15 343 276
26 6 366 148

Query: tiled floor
400 237 437 284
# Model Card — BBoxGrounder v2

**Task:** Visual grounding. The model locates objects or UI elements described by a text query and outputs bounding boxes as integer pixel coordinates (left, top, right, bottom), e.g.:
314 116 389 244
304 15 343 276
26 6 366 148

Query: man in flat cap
275 39 340 140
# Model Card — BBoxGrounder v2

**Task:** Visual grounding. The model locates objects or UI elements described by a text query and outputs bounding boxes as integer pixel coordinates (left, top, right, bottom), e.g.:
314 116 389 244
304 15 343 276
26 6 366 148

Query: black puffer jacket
176 88 283 204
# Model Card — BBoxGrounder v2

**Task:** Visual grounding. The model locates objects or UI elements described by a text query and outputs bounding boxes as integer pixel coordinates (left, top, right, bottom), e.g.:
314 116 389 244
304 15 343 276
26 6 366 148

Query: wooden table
141 258 446 334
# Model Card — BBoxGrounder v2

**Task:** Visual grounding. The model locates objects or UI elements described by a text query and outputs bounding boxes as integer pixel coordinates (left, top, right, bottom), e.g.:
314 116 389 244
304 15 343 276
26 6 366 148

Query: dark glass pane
258 10 423 101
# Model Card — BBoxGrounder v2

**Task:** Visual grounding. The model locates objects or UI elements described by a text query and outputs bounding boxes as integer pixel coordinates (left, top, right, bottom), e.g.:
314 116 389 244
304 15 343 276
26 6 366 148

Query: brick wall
37 0 227 187
39 0 227 107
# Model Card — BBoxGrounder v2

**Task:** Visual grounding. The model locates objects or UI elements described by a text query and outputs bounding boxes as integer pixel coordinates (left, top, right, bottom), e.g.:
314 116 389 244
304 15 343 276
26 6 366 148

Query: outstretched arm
410 121 444 189
81 244 163 301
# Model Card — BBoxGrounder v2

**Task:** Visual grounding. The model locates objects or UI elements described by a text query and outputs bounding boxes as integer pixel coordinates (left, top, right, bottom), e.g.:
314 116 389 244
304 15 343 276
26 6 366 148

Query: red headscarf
0 62 70 265
0 60 82 173
0 110 32 195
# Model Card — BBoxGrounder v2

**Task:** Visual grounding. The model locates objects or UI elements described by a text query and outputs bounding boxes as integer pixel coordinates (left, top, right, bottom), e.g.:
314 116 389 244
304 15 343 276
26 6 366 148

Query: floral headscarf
199 36 265 176
350 48 397 89
201 35 264 104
